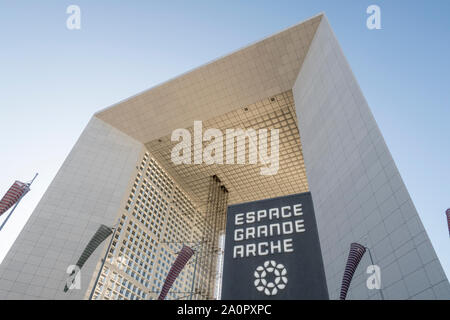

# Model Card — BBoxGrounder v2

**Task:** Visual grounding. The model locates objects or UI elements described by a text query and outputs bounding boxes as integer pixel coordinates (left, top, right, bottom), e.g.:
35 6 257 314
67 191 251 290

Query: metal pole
189 242 200 300
89 221 119 300
29 173 39 185
0 196 24 232
366 247 385 300
0 173 38 232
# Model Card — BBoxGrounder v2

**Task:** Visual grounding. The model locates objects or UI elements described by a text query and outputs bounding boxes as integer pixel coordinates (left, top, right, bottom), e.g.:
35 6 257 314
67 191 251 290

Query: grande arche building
0 13 448 300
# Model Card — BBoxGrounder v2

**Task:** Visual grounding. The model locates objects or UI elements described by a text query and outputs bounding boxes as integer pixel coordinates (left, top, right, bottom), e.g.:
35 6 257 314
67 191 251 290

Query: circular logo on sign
254 260 288 296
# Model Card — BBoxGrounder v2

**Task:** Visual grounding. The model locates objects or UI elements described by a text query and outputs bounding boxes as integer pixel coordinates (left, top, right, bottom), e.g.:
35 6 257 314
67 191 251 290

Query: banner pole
0 197 22 232
29 173 39 185
189 241 200 300
0 173 38 232
89 219 119 300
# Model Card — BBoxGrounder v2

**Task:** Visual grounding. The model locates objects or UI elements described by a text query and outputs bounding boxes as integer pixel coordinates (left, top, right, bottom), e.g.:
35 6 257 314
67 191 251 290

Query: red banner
158 245 195 300
340 243 366 300
0 181 30 216
446 209 450 236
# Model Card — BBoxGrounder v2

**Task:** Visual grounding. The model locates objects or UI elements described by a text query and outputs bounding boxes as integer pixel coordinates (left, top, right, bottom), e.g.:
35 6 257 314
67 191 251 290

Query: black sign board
221 192 328 300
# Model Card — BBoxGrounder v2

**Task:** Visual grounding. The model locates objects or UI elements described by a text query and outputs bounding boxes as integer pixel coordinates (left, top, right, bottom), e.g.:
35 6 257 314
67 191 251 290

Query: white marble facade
0 14 448 300
293 16 449 299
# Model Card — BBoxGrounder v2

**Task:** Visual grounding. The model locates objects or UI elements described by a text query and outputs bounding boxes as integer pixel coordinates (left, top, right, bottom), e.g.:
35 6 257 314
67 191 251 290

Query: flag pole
28 173 39 185
0 173 38 232
88 219 120 300
189 241 201 300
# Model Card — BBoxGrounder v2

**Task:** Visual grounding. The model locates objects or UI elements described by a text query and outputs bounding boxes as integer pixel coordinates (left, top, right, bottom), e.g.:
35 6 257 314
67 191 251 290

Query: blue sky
0 0 449 280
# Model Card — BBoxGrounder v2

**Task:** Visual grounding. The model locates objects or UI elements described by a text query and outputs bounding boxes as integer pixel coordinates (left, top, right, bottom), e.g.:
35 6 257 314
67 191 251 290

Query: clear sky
0 0 449 280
